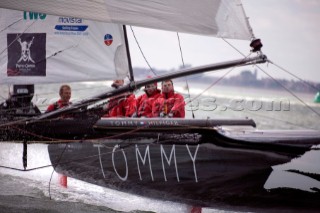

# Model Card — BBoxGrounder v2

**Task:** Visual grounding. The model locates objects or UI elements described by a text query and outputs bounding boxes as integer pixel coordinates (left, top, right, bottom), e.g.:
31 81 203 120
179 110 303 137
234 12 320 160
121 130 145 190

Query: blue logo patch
55 25 88 31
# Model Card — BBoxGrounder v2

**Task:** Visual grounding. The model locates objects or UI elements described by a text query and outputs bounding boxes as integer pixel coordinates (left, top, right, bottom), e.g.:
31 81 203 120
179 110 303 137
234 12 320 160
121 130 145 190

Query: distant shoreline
134 67 320 94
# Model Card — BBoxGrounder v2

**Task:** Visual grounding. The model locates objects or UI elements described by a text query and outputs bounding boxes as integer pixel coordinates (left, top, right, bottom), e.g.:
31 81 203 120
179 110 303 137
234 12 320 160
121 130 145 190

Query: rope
166 52 255 121
0 18 23 33
268 59 320 92
9 125 77 143
129 26 157 76
220 38 320 125
176 32 195 119
184 53 252 106
255 63 320 118
0 120 149 144
0 20 37 57
222 38 248 56
176 33 185 67
243 110 319 130
0 163 53 171
1 128 203 200
0 141 131 172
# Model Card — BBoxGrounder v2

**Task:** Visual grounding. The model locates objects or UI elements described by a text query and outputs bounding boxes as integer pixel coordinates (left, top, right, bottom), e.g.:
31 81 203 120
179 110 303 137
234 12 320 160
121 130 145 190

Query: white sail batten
0 0 253 40
0 8 128 84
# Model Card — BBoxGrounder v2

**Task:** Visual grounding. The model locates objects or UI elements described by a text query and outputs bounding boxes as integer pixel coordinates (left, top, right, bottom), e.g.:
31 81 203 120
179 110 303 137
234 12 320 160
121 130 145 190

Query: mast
123 25 134 82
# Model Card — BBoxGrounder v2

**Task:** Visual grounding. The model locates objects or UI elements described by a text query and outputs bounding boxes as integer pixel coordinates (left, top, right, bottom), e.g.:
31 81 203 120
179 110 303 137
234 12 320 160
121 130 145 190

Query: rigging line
1 117 87 143
0 117 30 128
182 69 233 110
176 33 185 67
191 70 232 101
175 68 237 112
0 102 97 131
184 53 252 106
0 105 40 114
223 37 320 118
176 32 195 119
48 143 68 200
0 144 127 172
36 84 112 97
0 18 23 33
36 44 79 65
242 110 318 131
92 126 148 140
0 132 205 173
268 59 320 92
0 19 37 57
1 123 147 144
36 86 106 96
0 115 54 128
219 38 320 126
0 163 53 171
0 143 129 172
17 35 81 68
0 133 203 173
222 38 246 56
9 125 77 142
33 86 110 108
256 63 320 118
0 141 152 174
129 26 157 76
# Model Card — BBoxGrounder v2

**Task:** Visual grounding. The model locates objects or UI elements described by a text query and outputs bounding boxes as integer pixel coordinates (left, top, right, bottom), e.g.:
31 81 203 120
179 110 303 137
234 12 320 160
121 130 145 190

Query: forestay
0 0 253 40
0 8 128 84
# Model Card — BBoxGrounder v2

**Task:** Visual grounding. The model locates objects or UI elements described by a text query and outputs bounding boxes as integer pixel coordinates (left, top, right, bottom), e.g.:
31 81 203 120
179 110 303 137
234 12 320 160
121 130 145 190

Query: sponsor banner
0 9 128 84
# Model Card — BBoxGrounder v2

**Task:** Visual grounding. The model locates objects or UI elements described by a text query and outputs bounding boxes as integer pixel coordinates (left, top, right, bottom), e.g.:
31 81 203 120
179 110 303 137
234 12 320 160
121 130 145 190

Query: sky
126 0 320 83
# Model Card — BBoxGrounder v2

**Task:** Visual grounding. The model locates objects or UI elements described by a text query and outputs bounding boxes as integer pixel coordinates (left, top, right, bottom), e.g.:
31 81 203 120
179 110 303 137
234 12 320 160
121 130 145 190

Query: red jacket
136 89 161 117
46 99 72 113
152 91 185 118
103 93 136 117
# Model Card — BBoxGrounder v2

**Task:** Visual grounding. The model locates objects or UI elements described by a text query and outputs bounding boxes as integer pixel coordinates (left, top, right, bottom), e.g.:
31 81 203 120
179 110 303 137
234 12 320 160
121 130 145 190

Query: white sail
0 0 253 40
0 8 128 84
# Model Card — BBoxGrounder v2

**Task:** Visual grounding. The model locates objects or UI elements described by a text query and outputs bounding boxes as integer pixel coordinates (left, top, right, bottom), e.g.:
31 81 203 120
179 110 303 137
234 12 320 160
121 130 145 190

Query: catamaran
0 0 319 210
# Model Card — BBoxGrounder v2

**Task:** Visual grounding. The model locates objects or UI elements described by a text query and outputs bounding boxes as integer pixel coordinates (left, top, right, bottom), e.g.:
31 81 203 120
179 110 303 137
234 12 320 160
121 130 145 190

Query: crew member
102 79 136 117
46 84 72 113
135 81 161 118
152 79 185 118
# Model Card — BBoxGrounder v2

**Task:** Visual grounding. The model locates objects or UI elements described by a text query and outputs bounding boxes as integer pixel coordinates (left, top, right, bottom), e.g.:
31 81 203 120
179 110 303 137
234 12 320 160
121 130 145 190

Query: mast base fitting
250 38 263 52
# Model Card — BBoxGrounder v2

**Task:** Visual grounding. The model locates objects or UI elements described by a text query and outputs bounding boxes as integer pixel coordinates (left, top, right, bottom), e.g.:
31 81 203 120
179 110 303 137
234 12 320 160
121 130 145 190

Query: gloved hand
131 112 137 118
160 112 166 117
168 112 173 118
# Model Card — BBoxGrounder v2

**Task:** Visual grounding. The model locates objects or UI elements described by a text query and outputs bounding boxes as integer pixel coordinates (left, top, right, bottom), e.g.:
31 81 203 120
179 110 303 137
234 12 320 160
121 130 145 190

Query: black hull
48 127 320 209
2 115 320 209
